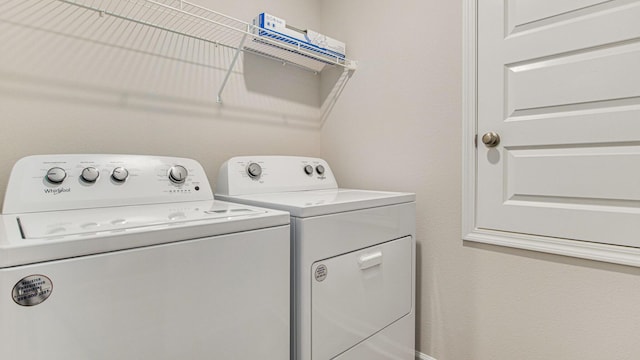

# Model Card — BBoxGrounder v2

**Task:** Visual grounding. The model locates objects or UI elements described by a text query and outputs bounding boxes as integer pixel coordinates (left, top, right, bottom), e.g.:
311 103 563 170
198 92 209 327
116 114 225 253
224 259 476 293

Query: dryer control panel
3 154 213 214
216 156 338 196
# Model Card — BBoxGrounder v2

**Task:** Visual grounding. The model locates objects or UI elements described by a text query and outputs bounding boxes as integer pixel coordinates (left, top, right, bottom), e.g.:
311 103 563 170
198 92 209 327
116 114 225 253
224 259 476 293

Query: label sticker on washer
12 275 53 306
315 264 327 282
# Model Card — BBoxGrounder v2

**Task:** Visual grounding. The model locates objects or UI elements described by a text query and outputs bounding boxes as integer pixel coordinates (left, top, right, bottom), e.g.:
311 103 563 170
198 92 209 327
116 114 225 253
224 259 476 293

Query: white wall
320 1 640 360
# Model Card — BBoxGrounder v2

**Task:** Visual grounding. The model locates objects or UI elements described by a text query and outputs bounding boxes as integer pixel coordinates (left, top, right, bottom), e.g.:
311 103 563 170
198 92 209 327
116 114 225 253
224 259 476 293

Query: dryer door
311 236 412 359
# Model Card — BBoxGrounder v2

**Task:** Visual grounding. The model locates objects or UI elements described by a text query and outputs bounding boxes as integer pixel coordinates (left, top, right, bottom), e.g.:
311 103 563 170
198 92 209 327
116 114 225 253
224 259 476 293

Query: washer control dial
304 165 313 175
80 167 100 183
168 165 188 184
46 167 67 184
247 163 262 179
111 167 129 182
315 165 325 175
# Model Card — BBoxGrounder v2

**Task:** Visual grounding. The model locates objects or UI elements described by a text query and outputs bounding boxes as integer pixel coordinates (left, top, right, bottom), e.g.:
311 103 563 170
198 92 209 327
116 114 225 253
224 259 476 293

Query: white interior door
473 0 640 252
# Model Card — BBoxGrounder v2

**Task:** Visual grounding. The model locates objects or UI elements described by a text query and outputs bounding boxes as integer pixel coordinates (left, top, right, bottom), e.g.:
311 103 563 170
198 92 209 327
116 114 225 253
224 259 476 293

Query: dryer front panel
311 236 412 359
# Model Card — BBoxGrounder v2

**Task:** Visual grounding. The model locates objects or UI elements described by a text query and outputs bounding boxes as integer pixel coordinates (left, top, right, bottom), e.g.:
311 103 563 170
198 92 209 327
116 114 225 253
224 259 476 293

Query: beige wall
3 1 640 360
320 1 640 360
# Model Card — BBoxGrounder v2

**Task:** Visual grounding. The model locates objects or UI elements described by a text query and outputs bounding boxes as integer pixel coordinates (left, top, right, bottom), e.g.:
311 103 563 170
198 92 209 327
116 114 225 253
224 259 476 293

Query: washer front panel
0 226 290 360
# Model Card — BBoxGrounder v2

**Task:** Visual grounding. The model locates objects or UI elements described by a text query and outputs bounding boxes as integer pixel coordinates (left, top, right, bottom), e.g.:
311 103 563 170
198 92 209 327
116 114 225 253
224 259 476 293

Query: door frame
461 0 640 267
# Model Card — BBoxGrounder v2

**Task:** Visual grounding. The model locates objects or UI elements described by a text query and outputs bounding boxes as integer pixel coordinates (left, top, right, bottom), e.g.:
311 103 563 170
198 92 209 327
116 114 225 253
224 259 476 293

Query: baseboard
416 351 437 360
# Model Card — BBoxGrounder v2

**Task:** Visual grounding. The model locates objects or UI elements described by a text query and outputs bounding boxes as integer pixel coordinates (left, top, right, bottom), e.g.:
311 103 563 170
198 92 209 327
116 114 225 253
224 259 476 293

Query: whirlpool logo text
43 188 71 195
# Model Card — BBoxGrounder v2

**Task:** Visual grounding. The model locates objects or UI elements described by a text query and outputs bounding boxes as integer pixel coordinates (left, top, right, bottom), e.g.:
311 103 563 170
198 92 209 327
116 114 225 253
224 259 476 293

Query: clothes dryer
0 154 290 360
216 156 416 360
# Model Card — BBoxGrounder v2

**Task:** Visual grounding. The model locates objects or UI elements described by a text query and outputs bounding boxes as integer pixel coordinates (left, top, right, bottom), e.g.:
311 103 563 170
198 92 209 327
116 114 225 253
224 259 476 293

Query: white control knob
168 165 188 184
247 163 262 179
304 165 313 175
46 167 67 184
315 165 325 175
81 167 100 183
111 167 129 182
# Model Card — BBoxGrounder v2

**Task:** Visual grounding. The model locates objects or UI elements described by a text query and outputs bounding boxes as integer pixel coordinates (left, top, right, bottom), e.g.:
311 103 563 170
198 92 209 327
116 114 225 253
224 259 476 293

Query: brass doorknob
482 132 500 147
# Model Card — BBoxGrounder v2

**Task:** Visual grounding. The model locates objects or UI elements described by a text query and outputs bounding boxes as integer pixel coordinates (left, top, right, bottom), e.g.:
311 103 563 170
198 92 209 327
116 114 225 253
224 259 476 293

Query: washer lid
217 188 415 217
0 200 289 268
18 201 271 239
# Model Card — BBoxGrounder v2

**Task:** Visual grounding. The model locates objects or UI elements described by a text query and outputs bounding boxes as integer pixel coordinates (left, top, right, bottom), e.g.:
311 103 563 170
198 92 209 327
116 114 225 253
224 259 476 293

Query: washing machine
215 156 416 360
0 154 290 360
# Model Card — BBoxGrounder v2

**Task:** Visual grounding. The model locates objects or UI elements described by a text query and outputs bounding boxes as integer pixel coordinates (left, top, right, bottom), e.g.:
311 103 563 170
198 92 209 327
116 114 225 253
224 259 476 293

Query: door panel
506 145 640 202
506 42 640 116
506 1 640 59
507 0 608 32
477 0 640 247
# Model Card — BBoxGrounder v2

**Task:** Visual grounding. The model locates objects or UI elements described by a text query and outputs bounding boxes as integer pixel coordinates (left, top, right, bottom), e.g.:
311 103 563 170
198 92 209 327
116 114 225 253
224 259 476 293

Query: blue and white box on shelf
251 12 346 60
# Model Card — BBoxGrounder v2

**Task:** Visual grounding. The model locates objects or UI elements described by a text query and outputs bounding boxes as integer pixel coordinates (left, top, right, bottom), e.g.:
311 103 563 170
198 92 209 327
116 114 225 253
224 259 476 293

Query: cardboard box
252 13 346 59
306 29 346 58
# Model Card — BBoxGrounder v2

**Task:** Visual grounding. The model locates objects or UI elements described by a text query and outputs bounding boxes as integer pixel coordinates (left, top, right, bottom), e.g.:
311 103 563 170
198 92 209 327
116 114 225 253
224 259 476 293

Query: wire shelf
1 0 355 115
58 0 357 73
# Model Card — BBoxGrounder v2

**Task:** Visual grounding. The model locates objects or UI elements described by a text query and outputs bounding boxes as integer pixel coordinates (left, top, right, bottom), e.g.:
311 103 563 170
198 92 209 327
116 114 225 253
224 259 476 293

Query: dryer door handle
358 251 383 270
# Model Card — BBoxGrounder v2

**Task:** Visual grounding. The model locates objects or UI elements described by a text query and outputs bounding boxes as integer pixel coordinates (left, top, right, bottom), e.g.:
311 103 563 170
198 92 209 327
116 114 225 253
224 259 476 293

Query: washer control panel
216 156 338 196
3 154 213 214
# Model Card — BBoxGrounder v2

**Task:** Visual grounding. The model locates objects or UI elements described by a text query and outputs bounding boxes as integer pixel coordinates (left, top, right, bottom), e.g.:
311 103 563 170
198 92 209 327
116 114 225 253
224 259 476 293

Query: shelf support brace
217 29 249 103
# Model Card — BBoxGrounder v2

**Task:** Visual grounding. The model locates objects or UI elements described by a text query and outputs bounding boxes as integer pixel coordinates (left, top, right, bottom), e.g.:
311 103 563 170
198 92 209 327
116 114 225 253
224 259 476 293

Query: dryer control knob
111 167 129 182
46 167 67 184
304 165 313 175
247 163 262 179
315 165 325 175
168 165 188 184
81 167 100 183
